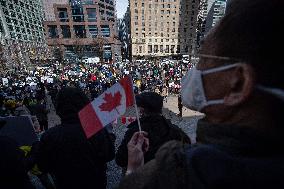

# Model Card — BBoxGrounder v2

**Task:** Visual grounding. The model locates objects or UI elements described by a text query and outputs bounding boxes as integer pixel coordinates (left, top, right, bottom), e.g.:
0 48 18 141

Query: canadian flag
112 116 136 126
79 76 134 138
121 116 136 125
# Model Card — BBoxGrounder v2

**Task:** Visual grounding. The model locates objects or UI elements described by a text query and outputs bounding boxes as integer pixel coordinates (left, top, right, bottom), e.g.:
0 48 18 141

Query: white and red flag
79 76 134 138
121 116 136 126
112 116 136 126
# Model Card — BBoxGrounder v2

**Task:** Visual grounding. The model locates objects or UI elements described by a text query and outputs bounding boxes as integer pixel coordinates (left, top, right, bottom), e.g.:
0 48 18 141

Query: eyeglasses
188 53 243 66
189 53 242 60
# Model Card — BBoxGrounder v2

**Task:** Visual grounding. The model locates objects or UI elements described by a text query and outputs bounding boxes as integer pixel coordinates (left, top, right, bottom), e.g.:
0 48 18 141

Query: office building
197 0 227 47
43 0 120 62
129 0 199 59
0 0 45 42
0 0 48 67
118 7 130 60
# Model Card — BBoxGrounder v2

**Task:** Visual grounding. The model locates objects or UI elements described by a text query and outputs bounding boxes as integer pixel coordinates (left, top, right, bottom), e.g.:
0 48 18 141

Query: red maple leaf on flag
99 92 122 113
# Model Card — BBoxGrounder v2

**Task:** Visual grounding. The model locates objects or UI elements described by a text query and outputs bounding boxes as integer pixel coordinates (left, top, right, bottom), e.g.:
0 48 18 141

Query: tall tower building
118 7 131 60
0 6 8 42
178 0 200 55
197 0 227 48
0 0 48 67
42 0 120 62
129 0 199 59
0 0 45 43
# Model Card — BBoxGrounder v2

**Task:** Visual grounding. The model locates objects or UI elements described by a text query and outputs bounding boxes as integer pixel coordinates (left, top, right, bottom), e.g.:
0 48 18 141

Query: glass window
58 8 68 22
165 45 169 53
100 25 110 37
171 45 175 53
72 6 84 22
154 45 158 53
74 25 86 38
0 21 4 34
160 45 163 52
61 25 71 38
148 45 152 53
48 25 58 38
87 8 97 22
89 25 98 38
176 45 180 53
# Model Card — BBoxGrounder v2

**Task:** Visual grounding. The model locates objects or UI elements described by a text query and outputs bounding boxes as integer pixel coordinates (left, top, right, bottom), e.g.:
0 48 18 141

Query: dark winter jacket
36 120 115 189
29 102 48 123
115 115 191 168
0 136 34 189
118 121 284 189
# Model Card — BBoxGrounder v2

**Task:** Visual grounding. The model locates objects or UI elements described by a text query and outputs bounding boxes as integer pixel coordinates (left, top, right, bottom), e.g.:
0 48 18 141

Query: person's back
116 92 190 168
29 99 48 131
116 114 190 167
38 122 114 189
0 136 34 189
36 87 115 189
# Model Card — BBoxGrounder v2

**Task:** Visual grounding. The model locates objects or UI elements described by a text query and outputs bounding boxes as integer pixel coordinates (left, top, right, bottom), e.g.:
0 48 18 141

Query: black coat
36 120 115 189
115 115 190 168
29 103 48 123
0 136 34 189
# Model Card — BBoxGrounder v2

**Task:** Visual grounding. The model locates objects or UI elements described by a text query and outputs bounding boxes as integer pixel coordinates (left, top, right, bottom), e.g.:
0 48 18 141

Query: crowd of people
0 57 189 118
1 57 187 102
1 0 284 188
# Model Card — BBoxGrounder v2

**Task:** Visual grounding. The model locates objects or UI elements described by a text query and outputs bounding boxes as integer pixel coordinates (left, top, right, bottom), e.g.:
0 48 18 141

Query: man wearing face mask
118 0 284 188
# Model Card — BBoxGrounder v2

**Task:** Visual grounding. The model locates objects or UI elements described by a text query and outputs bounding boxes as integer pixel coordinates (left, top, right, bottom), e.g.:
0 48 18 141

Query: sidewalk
163 95 204 118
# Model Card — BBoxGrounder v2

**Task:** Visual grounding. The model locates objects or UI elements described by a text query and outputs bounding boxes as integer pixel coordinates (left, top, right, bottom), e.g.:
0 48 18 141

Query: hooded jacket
37 121 115 189
35 87 115 189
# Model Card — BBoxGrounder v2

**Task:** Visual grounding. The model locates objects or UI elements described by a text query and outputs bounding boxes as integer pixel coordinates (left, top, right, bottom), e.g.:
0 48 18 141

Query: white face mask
181 63 284 111
181 63 243 111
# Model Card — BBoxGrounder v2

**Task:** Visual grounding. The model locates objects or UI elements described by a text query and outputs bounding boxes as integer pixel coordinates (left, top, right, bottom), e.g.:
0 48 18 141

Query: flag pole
134 103 142 133
129 75 142 133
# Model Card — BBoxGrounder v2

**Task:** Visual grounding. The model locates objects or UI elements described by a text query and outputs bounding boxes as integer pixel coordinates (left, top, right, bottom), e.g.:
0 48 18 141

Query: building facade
0 5 7 42
129 0 199 59
118 7 131 60
178 0 200 55
0 0 48 68
0 0 45 43
43 0 69 22
197 0 227 47
43 0 120 63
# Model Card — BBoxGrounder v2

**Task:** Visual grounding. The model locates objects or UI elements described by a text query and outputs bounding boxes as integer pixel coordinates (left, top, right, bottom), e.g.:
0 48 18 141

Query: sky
116 0 129 19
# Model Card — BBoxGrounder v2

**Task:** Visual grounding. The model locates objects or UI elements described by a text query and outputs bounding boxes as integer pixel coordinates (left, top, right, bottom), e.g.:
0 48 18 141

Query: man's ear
224 64 255 106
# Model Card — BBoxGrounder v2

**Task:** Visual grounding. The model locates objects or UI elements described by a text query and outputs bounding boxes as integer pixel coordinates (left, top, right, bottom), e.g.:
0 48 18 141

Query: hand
31 116 41 133
127 131 149 172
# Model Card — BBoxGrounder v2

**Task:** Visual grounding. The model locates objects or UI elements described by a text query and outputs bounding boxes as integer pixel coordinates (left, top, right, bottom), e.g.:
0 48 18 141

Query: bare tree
52 41 64 63
91 36 109 63
73 37 86 64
